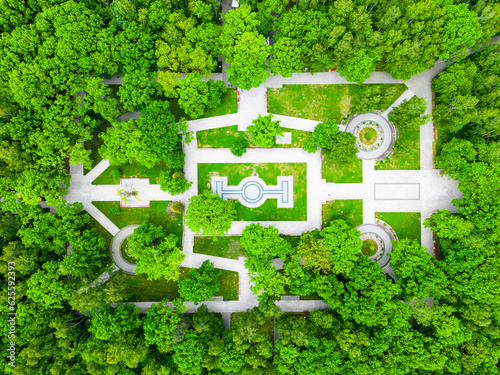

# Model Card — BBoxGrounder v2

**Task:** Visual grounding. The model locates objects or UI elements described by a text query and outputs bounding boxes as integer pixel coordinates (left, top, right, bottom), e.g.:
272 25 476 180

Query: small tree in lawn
304 120 358 162
179 260 221 304
388 96 432 128
185 190 236 237
247 114 283 148
159 170 193 195
230 135 250 157
170 202 184 214
127 223 185 281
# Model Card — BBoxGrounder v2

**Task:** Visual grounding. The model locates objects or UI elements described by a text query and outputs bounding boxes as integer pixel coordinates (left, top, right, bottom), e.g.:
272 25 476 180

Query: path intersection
63 62 462 318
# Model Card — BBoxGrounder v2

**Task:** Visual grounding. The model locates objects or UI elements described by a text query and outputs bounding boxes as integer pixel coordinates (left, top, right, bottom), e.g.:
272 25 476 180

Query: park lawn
377 125 420 170
198 163 307 221
125 268 239 302
322 155 362 183
92 201 183 246
322 200 363 228
168 88 238 121
267 84 407 122
92 161 168 185
83 113 112 174
196 125 311 149
375 212 421 244
193 236 244 259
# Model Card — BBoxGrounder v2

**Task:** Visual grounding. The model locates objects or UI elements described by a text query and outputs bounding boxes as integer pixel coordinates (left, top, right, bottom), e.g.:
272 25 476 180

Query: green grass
377 126 420 170
196 125 312 149
322 200 363 228
83 113 112 174
193 236 244 260
92 201 183 246
375 212 421 244
168 88 238 121
322 155 363 183
93 161 168 185
362 239 378 256
198 163 307 221
124 268 239 302
267 84 407 122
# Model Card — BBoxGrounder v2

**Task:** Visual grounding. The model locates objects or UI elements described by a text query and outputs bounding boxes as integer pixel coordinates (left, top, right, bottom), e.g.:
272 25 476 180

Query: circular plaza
346 113 394 160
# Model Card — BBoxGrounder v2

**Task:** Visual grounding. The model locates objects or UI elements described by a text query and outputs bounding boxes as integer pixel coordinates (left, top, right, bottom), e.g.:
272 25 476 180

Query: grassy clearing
193 236 244 260
124 267 239 302
92 161 168 185
322 200 363 228
196 125 312 149
198 163 307 221
362 239 378 256
377 126 420 170
375 212 421 244
268 84 407 122
92 201 183 246
83 113 112 174
168 89 238 121
322 155 362 183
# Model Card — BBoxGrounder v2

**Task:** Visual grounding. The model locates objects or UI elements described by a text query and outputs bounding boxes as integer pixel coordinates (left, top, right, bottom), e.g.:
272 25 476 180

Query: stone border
345 113 394 160
110 225 139 274
356 224 394 268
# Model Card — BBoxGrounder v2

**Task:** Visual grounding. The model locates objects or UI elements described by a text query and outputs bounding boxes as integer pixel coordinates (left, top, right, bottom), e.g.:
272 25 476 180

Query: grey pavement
111 225 140 274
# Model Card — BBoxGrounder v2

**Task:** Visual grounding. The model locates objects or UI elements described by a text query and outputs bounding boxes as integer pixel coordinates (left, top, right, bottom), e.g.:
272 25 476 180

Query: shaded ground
322 200 363 228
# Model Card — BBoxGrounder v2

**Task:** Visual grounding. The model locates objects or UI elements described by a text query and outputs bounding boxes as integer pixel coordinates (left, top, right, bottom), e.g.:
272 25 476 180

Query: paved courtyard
62 60 463 320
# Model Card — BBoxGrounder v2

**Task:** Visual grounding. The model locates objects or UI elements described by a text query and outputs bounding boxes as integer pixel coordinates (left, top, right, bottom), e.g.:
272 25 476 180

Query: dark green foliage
305 120 358 162
247 114 283 148
388 96 432 129
230 135 250 157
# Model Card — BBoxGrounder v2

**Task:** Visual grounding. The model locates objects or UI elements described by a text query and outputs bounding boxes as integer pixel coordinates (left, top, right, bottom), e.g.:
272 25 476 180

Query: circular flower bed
359 232 384 260
121 239 137 264
353 121 384 151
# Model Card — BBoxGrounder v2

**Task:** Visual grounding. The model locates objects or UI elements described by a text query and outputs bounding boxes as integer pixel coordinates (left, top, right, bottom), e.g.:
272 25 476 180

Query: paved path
63 50 483 314
111 225 139 274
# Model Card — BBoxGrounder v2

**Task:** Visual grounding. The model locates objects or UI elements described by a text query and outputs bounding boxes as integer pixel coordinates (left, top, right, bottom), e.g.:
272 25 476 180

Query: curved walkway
345 113 393 160
356 224 393 268
110 225 139 274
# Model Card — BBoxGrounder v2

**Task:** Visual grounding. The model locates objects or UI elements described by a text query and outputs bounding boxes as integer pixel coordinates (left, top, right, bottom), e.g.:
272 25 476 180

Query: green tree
388 96 432 128
230 135 250 157
337 50 379 84
179 260 221 304
320 220 361 276
185 190 236 237
247 114 283 148
159 170 193 195
305 121 357 162
26 261 72 309
143 300 181 352
128 223 184 281
436 138 477 179
297 230 331 274
89 304 141 341
424 209 474 240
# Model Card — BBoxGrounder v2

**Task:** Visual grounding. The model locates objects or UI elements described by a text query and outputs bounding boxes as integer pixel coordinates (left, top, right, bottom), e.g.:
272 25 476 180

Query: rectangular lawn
93 161 168 185
193 236 245 260
375 212 421 244
322 200 363 228
377 126 420 170
198 163 307 221
196 125 312 149
322 155 362 183
267 84 407 122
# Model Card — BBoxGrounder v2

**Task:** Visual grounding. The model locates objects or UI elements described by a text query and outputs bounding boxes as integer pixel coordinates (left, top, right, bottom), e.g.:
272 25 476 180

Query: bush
159 170 193 195
109 206 121 216
247 114 283 148
170 202 184 214
230 136 249 157
110 168 122 181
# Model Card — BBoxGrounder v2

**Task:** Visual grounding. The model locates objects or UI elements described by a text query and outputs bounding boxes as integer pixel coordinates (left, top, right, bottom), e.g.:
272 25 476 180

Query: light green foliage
170 202 184 214
320 220 361 276
388 96 431 128
89 304 141 341
26 261 72 309
391 239 449 300
175 73 226 119
143 300 181 352
247 114 283 148
305 120 358 163
118 70 158 111
179 260 221 304
159 170 192 195
297 230 331 274
337 50 379 84
99 119 159 168
128 223 185 281
436 138 477 179
185 190 236 237
424 209 474 240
